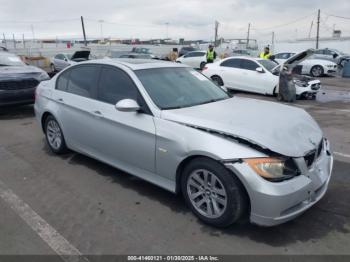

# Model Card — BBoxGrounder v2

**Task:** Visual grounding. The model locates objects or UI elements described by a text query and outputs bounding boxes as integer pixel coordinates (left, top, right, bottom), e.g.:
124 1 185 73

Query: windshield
135 67 230 110
333 49 346 55
258 59 279 72
0 54 26 66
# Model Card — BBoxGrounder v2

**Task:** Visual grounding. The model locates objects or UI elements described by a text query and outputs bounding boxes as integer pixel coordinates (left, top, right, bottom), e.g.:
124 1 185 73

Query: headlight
38 72 50 81
244 157 300 182
293 79 308 87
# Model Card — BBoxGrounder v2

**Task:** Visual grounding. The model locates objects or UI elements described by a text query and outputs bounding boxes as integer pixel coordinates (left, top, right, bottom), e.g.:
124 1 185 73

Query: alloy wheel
46 120 62 150
311 66 323 77
187 169 227 218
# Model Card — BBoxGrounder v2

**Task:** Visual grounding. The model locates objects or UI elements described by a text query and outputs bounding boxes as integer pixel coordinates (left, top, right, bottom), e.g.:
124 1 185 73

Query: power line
324 13 350 20
252 12 316 31
0 18 79 24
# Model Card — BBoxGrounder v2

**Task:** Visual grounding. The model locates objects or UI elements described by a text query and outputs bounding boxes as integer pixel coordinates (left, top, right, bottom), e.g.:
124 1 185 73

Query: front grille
304 140 323 167
311 83 321 90
0 79 39 91
304 150 316 167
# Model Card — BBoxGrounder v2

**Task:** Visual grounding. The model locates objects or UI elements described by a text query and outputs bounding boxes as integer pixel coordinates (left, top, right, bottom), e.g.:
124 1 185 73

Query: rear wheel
181 157 248 227
200 62 206 70
45 115 68 154
211 75 224 87
310 65 324 77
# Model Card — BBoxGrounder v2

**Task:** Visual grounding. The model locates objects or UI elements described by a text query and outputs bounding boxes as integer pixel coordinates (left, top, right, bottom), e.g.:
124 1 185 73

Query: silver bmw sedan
35 59 333 227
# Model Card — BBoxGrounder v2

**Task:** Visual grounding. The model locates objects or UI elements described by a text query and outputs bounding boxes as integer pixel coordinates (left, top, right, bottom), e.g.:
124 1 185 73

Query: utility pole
214 21 219 47
165 22 169 39
3 33 7 48
308 20 314 38
30 24 35 44
81 16 87 46
316 9 320 49
98 20 104 41
22 34 25 48
13 34 16 49
271 31 275 53
246 23 251 49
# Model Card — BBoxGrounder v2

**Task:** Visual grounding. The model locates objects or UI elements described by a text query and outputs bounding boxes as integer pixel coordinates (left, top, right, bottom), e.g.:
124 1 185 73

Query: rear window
66 65 100 98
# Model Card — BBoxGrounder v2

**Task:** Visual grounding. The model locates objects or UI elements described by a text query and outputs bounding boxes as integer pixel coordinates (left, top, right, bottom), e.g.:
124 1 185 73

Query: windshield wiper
195 97 227 106
162 105 186 110
0 64 11 66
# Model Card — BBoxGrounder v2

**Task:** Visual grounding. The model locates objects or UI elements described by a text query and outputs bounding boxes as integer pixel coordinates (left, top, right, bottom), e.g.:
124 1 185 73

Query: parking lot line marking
334 151 350 158
0 179 89 262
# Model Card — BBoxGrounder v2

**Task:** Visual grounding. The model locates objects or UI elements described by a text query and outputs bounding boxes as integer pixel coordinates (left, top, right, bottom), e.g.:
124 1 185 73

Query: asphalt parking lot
0 76 349 256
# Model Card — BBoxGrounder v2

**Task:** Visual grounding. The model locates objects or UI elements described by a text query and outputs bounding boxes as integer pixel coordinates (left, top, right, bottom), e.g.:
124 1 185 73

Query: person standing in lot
206 45 217 63
169 48 178 62
259 46 272 59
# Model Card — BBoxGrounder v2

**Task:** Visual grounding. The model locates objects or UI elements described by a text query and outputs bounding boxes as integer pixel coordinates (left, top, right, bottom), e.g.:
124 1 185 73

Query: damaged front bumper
225 139 333 226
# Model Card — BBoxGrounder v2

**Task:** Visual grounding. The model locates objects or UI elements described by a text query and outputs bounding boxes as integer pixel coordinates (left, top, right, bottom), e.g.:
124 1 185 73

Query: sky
1 0 350 42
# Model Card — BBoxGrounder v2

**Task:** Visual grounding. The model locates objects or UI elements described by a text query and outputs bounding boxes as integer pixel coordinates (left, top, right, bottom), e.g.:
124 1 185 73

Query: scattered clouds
0 0 349 41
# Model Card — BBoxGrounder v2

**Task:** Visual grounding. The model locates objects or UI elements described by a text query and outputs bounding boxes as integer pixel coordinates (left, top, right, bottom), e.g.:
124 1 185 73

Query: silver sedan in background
35 59 333 227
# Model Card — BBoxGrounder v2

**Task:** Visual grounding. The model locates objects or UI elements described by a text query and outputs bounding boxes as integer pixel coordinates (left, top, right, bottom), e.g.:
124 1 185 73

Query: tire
340 59 347 68
310 65 324 77
50 63 56 73
211 75 224 87
273 86 278 97
44 115 68 154
181 157 248 227
200 62 206 70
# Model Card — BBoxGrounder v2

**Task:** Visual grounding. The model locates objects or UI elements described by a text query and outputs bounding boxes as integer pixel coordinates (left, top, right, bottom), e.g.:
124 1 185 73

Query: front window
0 54 25 66
258 59 278 72
135 68 230 110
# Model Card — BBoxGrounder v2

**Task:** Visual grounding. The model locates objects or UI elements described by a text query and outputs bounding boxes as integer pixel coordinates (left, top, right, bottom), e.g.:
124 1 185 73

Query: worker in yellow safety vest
259 46 272 59
206 45 217 63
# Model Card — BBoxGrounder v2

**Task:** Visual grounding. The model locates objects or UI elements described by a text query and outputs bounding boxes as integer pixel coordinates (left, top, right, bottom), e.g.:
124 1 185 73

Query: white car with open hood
50 50 91 72
274 52 338 77
202 50 322 99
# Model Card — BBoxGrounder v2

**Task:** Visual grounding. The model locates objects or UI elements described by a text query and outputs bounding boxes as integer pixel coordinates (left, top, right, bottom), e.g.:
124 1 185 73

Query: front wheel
310 65 324 77
200 62 206 70
181 157 248 227
50 63 56 73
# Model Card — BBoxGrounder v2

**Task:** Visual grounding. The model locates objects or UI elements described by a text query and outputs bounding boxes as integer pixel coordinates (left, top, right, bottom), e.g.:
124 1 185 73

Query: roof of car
83 58 188 70
0 52 18 57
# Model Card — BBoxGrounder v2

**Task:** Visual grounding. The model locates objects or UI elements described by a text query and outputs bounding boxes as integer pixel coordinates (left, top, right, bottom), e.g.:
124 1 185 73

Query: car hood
161 97 323 157
71 50 90 60
0 65 45 80
272 49 315 72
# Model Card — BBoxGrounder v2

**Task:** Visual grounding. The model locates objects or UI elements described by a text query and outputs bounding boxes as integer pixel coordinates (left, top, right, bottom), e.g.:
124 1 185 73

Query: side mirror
333 53 338 59
115 99 140 112
256 67 264 73
64 58 68 62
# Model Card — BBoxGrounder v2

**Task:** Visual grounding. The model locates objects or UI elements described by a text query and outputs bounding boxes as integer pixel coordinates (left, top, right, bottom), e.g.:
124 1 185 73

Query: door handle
91 110 103 118
56 98 64 103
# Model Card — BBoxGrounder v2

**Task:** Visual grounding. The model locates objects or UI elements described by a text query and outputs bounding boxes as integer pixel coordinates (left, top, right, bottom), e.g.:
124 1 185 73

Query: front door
91 65 156 174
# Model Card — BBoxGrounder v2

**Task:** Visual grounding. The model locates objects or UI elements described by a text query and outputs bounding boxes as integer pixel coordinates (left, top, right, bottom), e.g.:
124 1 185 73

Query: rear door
52 64 101 155
219 58 245 90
